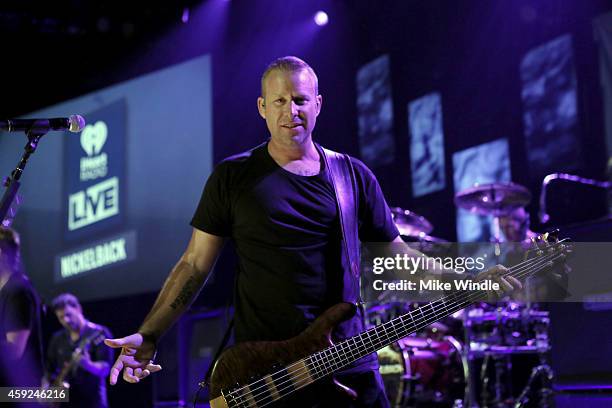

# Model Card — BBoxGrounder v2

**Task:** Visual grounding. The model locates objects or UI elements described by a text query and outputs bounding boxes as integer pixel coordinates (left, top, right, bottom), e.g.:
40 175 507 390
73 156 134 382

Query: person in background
0 227 43 390
46 293 113 408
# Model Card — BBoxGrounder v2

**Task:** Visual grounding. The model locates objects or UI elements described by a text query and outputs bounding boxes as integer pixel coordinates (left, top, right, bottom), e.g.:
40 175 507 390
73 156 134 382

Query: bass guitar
208 237 569 408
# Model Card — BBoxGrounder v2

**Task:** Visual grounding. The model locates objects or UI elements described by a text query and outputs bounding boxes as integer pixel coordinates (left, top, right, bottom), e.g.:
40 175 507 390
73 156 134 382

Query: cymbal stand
513 361 553 408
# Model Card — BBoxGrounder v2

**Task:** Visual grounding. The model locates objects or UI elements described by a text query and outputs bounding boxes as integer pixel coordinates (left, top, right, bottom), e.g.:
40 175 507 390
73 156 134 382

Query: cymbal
401 234 449 243
454 182 531 216
391 207 433 237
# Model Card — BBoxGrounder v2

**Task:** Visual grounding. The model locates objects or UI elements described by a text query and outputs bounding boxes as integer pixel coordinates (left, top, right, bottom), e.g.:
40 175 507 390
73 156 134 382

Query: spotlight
182 7 190 24
314 11 328 26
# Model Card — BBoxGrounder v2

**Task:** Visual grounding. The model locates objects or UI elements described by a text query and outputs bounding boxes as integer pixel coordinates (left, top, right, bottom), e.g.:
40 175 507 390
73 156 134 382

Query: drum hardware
538 172 612 223
368 298 554 407
513 364 554 408
463 302 553 408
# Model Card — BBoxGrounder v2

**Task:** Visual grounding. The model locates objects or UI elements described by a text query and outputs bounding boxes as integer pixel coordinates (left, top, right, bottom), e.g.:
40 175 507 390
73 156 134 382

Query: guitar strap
318 145 363 306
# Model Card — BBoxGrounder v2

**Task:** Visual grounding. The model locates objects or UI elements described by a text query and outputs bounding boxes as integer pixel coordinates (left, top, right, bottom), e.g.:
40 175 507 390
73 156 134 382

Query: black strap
319 146 362 305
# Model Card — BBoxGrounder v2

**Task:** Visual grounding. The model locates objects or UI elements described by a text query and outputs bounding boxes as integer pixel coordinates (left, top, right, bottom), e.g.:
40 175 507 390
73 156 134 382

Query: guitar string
248 255 560 408
226 250 561 408
225 246 564 407
225 248 561 408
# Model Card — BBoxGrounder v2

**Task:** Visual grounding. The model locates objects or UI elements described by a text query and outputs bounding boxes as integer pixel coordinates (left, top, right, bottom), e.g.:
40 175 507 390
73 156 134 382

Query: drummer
499 207 536 244
498 206 569 302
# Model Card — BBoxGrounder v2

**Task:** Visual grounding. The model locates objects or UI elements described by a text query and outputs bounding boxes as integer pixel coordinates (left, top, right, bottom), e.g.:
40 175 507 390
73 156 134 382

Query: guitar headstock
526 230 570 258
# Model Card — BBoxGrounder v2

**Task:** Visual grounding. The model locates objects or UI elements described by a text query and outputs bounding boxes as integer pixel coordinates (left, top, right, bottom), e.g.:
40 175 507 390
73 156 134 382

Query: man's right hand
104 333 162 385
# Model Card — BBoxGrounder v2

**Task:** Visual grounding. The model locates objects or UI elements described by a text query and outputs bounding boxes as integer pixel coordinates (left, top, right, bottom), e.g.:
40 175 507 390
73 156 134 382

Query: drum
377 335 468 407
466 302 550 356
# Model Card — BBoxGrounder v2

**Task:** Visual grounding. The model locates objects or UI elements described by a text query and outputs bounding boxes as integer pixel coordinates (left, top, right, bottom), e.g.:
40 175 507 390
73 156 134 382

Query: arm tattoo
170 275 199 310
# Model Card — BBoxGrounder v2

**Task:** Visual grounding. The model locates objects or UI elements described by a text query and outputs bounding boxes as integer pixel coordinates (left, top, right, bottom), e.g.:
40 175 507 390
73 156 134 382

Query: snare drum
377 335 468 407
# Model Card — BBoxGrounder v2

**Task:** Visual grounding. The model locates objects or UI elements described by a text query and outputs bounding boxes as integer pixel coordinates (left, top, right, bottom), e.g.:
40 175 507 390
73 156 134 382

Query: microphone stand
0 129 47 226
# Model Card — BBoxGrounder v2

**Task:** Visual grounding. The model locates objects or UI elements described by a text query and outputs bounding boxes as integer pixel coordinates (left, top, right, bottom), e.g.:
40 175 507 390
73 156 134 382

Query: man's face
500 208 528 242
55 305 85 333
257 69 322 148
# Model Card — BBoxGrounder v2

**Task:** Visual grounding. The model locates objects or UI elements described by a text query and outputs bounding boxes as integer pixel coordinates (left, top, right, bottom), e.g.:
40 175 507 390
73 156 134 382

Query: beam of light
182 7 190 24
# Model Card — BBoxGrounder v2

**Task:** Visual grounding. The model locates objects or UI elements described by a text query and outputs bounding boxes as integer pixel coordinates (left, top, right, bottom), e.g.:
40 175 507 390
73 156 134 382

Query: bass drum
377 335 468 407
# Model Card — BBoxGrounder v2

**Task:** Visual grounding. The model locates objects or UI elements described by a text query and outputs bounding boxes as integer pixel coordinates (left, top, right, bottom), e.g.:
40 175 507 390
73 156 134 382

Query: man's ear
257 97 266 119
315 94 322 116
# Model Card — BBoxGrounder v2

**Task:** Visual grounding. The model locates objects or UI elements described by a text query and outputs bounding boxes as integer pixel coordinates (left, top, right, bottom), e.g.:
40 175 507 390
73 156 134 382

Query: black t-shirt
46 323 113 408
0 273 43 388
191 143 398 368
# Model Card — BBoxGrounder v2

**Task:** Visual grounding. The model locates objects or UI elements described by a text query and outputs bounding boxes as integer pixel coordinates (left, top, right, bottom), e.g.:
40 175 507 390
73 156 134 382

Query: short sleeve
3 287 34 333
351 158 399 242
190 162 232 237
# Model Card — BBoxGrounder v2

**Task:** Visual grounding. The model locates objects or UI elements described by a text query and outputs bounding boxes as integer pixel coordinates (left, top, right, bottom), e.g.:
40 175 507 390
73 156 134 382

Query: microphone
0 115 86 134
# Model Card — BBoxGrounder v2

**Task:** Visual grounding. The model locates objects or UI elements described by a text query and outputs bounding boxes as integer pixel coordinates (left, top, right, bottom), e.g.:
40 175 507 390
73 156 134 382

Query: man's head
500 207 530 242
0 228 22 276
52 293 85 333
257 56 322 148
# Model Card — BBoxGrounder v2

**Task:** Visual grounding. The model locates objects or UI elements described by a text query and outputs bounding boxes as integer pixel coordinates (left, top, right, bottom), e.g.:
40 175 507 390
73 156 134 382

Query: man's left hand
476 265 522 299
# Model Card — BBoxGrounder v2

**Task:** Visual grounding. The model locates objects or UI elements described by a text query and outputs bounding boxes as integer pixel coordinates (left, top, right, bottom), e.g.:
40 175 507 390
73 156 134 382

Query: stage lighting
314 11 328 26
182 7 190 24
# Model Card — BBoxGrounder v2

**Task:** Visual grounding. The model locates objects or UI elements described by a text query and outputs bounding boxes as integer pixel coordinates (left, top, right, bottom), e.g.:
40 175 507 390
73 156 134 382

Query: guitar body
209 302 355 407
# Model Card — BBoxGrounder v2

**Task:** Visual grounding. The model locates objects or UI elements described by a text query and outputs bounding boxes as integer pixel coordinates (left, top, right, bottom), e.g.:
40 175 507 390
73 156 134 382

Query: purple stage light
182 7 190 24
314 11 328 26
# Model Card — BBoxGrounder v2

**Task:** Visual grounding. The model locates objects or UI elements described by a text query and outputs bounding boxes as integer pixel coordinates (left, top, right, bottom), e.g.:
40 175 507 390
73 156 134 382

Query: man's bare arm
104 228 225 384
137 228 224 342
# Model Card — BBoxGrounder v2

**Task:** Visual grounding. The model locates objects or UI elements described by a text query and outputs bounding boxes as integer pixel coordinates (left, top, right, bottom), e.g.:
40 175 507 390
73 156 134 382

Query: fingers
106 333 159 385
109 354 162 385
123 367 139 383
109 356 124 385
493 273 522 293
121 363 160 383
479 265 523 301
507 276 522 291
146 363 162 373
104 333 144 349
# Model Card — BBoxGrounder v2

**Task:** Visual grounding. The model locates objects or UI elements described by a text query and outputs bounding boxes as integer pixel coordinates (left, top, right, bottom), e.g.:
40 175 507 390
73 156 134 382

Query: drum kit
370 183 553 408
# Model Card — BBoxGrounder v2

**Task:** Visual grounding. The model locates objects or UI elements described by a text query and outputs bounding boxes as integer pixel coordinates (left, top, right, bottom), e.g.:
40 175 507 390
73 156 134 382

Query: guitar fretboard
305 288 481 380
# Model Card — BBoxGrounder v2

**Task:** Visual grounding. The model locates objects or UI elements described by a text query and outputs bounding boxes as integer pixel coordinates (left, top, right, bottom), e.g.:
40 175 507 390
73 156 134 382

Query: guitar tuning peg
530 236 544 256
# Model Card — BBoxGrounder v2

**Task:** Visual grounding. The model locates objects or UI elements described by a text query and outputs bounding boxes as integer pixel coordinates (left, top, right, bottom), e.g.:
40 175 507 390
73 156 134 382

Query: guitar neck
304 288 481 380
52 362 74 387
303 244 565 381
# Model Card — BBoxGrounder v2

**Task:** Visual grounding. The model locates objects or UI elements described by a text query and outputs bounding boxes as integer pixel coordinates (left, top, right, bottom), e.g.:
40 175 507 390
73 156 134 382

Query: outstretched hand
104 333 162 385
